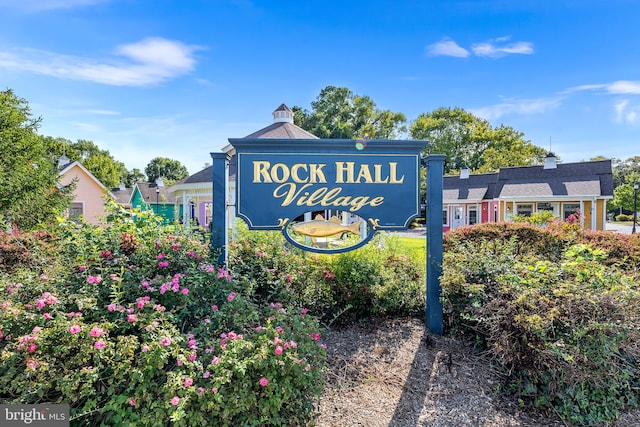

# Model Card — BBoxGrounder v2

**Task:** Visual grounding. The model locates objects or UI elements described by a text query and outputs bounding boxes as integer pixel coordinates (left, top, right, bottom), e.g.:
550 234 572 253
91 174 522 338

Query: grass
382 233 426 265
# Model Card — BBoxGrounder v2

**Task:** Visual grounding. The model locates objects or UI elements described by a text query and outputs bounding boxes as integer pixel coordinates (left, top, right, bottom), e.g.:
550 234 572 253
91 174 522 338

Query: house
59 159 115 225
131 179 179 222
170 103 318 229
442 154 614 231
111 183 133 209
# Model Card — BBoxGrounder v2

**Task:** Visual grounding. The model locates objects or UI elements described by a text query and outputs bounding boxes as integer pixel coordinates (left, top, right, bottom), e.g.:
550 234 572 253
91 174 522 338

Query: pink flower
78 266 86 271
160 337 171 346
107 304 117 312
211 305 218 312
203 371 210 379
43 313 52 320
69 325 81 334
211 356 220 365
27 344 37 353
26 358 40 369
40 274 49 281
227 292 236 302
156 253 165 259
274 346 283 355
184 377 193 387
127 314 137 323
87 275 102 284
141 344 150 352
180 288 189 295
94 339 106 349
89 327 104 337
257 251 265 257
170 396 180 406
128 398 137 407
158 261 169 268
35 299 46 309
305 364 311 371
259 377 269 387
286 274 292 283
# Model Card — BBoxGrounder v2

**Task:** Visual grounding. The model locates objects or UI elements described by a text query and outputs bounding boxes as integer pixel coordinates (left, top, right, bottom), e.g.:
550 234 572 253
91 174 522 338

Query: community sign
228 138 426 253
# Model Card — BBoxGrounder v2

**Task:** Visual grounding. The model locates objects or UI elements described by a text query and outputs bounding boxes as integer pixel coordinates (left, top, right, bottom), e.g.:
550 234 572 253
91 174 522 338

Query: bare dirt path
315 317 640 427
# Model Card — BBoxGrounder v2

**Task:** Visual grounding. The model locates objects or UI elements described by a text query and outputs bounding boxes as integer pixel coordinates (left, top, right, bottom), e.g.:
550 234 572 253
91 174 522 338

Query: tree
293 86 407 139
43 136 128 188
612 155 640 188
0 89 73 229
125 168 146 187
145 157 189 184
410 107 547 174
611 172 640 213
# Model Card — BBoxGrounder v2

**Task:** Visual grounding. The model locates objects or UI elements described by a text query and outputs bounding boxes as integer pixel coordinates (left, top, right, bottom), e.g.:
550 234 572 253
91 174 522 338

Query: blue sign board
230 139 425 236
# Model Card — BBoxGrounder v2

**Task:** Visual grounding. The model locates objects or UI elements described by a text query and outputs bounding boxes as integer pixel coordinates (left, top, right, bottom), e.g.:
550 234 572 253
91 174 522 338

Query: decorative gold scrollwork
368 218 380 229
277 218 290 229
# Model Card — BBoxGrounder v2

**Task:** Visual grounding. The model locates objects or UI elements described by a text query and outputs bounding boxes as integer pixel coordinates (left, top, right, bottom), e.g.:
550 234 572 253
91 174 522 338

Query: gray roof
136 182 176 203
111 187 133 205
443 173 497 203
243 121 319 139
443 159 613 202
495 159 613 198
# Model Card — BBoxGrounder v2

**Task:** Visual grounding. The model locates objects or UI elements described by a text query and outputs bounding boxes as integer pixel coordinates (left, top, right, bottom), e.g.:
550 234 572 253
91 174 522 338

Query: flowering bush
0 204 326 426
229 222 425 324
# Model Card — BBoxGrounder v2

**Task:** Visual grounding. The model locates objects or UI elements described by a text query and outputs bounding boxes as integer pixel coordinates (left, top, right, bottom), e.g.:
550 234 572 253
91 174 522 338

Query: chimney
155 177 164 187
119 182 126 191
272 103 294 124
544 152 557 169
460 166 470 179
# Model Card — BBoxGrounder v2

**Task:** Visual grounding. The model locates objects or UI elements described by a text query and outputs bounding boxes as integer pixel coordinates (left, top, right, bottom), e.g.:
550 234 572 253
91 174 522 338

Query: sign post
425 154 445 334
212 138 445 334
210 152 229 265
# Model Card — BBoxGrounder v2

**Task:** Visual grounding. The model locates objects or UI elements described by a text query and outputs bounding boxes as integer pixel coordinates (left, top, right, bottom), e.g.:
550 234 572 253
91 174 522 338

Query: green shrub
442 225 640 426
0 207 326 426
229 223 426 325
615 213 634 222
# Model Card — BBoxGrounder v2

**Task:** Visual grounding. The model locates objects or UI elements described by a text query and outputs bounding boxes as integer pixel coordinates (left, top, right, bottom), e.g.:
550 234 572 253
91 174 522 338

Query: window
468 206 478 225
516 203 534 217
563 203 580 220
537 202 554 213
442 208 448 226
68 202 84 223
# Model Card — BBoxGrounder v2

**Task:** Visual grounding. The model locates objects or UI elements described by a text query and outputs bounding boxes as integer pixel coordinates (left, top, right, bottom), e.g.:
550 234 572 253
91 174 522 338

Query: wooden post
425 154 445 334
210 152 229 265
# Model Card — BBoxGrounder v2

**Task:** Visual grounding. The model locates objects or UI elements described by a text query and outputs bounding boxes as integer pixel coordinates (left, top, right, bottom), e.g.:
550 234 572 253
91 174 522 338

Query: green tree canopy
125 168 146 187
0 89 73 230
410 107 547 174
145 157 189 184
293 86 407 139
43 136 128 188
611 172 640 213
612 155 640 188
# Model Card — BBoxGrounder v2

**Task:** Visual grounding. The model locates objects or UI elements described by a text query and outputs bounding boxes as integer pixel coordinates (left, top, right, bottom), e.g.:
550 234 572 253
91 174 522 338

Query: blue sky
1 0 639 176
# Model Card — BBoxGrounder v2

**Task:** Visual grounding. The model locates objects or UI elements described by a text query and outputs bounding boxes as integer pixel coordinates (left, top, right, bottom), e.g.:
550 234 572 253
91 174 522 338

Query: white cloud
471 96 563 121
565 80 640 95
425 38 469 58
426 36 533 59
0 38 200 86
471 39 534 58
614 99 640 124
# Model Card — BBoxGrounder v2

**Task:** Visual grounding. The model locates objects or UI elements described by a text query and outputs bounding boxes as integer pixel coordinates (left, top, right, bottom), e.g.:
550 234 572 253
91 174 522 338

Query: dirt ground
315 317 640 427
